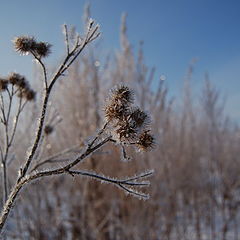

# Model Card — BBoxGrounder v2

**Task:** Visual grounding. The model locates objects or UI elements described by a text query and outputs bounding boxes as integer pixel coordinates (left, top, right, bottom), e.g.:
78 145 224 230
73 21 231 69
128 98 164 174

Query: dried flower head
44 125 54 135
105 85 155 151
8 73 27 88
116 121 137 141
34 42 52 58
0 79 8 91
105 102 128 121
24 89 36 101
129 108 150 129
137 130 155 151
111 85 134 104
17 88 36 101
105 85 134 123
13 36 36 55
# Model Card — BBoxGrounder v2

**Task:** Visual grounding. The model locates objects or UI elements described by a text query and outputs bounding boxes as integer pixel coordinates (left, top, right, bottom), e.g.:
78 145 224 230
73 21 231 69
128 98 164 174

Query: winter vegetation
1 7 240 240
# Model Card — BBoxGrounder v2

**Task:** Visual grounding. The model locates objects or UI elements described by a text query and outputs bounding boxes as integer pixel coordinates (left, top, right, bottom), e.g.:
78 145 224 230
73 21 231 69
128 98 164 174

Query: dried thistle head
8 73 26 88
13 36 36 55
111 85 134 104
9 72 35 101
44 125 54 135
17 87 36 101
34 42 52 58
129 108 150 129
105 102 128 122
24 89 36 101
105 85 155 151
13 36 51 58
136 130 155 151
115 121 137 141
112 109 149 142
0 79 8 91
104 85 134 123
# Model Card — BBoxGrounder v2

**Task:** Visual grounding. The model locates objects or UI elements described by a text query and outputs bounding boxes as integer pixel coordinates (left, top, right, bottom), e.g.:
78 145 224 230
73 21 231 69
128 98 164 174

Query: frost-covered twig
30 144 81 172
67 169 153 199
63 24 70 54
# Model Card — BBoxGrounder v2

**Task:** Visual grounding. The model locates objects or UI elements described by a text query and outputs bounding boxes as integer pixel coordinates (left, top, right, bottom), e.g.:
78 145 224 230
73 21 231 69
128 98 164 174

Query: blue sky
0 0 239 121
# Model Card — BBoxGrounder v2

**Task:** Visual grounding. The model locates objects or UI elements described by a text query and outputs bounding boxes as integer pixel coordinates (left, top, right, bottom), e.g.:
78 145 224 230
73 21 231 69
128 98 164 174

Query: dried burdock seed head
105 85 155 151
105 102 128 121
137 130 155 151
105 85 134 122
24 89 36 101
111 85 134 104
8 73 26 88
34 42 52 58
13 36 52 58
13 36 36 55
115 121 137 142
17 88 36 101
129 108 150 129
17 89 24 99
44 125 54 135
0 79 8 91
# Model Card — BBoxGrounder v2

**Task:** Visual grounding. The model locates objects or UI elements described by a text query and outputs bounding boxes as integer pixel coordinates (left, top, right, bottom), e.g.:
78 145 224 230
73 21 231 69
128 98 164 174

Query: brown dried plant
0 18 154 235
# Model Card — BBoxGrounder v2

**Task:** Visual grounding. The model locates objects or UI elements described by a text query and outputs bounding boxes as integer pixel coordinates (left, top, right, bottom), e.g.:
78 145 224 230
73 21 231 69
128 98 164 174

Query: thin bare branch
9 97 26 147
118 184 149 199
30 144 81 172
88 121 109 149
67 169 151 187
63 24 70 54
30 50 48 89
